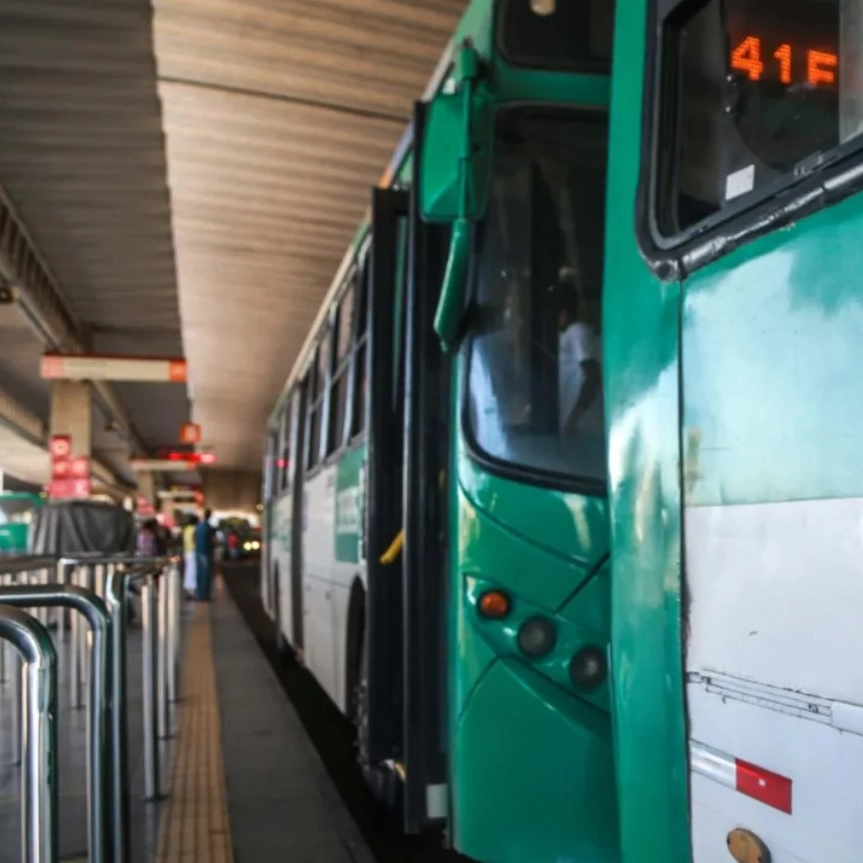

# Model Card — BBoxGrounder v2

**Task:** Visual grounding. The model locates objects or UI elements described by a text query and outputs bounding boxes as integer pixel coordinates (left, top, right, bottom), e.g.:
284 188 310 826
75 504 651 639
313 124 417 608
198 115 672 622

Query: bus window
329 277 355 452
498 0 615 71
280 400 292 492
466 110 608 488
659 0 862 235
264 431 277 502
307 331 330 471
350 253 370 439
336 275 355 360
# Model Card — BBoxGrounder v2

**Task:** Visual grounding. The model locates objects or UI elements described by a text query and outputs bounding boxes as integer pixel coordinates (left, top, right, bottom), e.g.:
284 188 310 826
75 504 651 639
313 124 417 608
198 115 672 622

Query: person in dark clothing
194 509 216 601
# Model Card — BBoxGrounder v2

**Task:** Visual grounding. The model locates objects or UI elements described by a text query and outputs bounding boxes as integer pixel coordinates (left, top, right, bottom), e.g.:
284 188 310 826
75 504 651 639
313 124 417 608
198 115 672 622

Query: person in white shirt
558 294 602 437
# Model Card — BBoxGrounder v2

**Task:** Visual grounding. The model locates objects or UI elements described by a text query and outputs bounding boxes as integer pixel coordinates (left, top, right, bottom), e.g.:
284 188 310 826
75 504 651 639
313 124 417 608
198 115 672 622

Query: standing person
558 293 602 437
194 509 215 601
137 518 159 558
182 515 199 600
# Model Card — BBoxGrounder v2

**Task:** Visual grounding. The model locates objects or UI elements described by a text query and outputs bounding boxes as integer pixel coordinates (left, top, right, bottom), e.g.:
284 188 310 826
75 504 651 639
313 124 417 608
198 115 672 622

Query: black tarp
29 500 135 555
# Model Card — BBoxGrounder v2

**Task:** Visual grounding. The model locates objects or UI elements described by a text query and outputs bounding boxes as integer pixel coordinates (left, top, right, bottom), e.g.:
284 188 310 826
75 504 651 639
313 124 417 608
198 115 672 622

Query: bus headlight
517 616 556 658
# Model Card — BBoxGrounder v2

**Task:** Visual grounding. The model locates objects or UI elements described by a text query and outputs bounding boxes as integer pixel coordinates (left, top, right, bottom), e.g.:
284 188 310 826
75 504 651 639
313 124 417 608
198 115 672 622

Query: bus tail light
478 590 510 619
569 646 607 689
517 616 556 657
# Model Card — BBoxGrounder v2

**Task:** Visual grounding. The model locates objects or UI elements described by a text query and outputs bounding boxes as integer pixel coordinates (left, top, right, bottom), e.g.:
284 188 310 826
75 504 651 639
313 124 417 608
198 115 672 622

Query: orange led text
731 36 838 87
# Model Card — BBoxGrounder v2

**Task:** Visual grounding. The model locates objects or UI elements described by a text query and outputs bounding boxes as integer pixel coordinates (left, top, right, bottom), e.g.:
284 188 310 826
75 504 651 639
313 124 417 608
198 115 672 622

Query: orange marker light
478 590 510 620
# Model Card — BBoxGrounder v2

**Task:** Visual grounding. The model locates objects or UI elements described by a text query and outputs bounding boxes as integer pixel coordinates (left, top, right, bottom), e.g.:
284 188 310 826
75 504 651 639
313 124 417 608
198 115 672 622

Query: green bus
0 492 42 556
262 0 863 860
608 0 862 861
262 2 618 862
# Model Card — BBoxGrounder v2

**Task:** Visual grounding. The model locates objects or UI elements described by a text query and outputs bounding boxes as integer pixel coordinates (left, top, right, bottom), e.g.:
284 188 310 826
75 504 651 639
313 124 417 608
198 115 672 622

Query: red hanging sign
179 423 202 445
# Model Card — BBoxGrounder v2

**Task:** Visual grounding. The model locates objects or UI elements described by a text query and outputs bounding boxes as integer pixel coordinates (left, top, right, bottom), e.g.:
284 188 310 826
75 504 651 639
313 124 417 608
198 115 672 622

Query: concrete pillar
137 471 156 506
49 381 92 458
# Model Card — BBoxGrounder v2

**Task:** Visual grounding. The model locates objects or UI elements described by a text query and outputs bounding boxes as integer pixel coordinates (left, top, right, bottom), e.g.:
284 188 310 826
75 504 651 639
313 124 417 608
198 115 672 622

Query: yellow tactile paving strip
156 605 235 863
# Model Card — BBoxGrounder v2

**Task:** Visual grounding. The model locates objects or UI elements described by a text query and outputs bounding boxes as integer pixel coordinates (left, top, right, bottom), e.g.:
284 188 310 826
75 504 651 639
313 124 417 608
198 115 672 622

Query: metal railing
0 605 58 863
0 583 111 863
0 552 183 863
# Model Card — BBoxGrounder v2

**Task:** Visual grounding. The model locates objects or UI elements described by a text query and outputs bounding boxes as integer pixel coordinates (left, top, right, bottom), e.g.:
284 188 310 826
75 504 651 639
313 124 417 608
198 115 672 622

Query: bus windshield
466 110 608 488
0 497 36 525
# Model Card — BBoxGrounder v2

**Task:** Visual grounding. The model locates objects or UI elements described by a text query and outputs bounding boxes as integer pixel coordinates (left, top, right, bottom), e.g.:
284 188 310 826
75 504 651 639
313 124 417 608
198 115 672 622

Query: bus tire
346 579 402 817
345 578 365 725
273 564 289 654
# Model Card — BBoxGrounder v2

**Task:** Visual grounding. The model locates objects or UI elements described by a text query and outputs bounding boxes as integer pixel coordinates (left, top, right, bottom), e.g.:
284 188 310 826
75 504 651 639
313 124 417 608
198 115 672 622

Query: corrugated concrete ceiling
0 0 188 469
154 0 466 469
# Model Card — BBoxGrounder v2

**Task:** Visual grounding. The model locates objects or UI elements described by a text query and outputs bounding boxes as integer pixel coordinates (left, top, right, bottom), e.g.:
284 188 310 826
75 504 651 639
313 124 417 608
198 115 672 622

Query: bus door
401 119 452 833
288 384 306 651
365 187 410 772
366 176 451 832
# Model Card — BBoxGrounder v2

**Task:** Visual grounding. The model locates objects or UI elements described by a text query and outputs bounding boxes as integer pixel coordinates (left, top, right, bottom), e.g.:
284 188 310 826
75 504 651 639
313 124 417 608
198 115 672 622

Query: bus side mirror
434 218 471 351
419 43 491 351
419 83 491 223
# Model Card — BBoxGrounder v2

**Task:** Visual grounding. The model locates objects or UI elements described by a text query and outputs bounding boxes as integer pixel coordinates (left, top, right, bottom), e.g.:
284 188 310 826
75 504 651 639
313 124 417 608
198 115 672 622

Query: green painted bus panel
491 66 611 109
451 562 498 721
452 656 619 863
682 189 863 508
452 0 494 61
557 559 611 638
603 0 692 860
458 445 609 586
456 473 607 612
334 445 365 564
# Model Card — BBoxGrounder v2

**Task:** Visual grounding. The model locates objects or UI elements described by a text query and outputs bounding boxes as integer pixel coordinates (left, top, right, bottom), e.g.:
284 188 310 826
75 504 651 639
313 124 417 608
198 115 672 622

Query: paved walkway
157 577 374 863
156 603 233 863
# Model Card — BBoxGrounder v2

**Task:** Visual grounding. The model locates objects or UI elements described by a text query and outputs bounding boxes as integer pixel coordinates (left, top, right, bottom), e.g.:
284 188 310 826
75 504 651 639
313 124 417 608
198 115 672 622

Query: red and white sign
48 478 91 500
179 423 202 445
41 353 187 383
49 435 72 462
48 437 91 499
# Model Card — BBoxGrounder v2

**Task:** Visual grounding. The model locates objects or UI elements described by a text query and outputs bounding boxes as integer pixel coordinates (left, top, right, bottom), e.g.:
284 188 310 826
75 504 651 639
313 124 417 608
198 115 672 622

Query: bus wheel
346 580 365 726
273 564 289 654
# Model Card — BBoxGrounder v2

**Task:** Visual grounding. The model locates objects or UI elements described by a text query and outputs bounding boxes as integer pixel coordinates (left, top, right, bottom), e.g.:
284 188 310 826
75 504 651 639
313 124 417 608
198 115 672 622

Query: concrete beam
0 383 45 446
0 182 149 455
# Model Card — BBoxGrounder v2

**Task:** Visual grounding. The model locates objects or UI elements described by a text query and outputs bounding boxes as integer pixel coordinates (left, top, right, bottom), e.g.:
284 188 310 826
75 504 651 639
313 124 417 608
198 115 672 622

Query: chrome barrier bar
0 574 8 685
104 558 173 863
0 558 61 769
0 605 58 863
140 576 160 795
0 584 111 863
69 565 85 709
157 571 170 738
166 560 180 704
